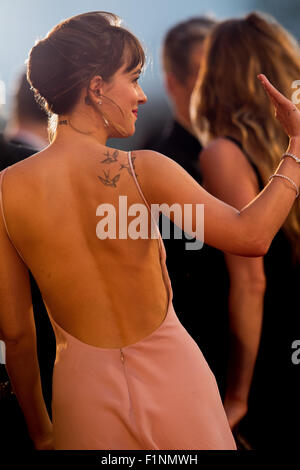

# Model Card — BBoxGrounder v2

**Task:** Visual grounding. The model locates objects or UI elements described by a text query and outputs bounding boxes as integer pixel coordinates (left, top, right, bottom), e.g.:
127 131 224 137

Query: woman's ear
86 75 104 105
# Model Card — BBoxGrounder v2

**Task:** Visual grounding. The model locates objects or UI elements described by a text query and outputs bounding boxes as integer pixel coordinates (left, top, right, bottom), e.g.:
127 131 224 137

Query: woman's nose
138 86 147 104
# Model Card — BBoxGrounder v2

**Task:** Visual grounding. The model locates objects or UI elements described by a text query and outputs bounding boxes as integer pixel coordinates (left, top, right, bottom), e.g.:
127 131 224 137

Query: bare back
0 145 168 348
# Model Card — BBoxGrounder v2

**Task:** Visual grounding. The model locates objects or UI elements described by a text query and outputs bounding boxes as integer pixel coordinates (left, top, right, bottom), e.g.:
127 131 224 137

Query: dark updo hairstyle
27 11 145 116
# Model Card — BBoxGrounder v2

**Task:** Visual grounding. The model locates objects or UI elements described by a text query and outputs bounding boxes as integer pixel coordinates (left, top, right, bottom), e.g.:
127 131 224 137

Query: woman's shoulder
1 147 50 178
199 137 262 201
0 147 54 210
199 137 260 187
199 137 246 161
131 148 187 173
131 148 200 193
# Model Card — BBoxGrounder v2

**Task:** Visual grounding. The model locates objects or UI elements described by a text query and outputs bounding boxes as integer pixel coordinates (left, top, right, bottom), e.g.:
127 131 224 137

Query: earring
98 99 102 105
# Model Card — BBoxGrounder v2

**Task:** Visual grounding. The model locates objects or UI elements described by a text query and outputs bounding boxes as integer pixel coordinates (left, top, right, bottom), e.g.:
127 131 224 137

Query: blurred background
0 0 299 149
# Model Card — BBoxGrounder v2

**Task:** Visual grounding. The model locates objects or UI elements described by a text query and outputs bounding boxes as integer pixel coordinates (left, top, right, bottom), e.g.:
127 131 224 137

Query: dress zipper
120 348 125 364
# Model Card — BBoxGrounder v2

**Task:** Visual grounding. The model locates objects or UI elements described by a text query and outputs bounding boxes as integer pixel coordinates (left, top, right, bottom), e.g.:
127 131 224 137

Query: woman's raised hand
258 74 300 138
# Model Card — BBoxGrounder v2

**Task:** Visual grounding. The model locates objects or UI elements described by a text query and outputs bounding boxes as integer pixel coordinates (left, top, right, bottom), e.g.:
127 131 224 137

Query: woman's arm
0 195 53 449
137 76 300 257
136 137 300 256
199 138 267 429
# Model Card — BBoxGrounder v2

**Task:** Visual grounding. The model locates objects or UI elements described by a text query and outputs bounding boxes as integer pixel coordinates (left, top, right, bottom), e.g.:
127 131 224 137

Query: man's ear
164 73 180 99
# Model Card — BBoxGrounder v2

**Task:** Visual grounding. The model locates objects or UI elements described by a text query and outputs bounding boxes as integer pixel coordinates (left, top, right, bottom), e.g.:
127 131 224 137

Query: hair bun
26 11 145 115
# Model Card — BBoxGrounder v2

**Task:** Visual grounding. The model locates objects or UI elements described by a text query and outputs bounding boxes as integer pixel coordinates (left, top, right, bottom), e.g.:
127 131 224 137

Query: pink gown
0 152 236 450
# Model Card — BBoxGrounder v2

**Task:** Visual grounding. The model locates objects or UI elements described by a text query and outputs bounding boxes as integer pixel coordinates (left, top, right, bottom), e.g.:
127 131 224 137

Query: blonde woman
192 12 300 447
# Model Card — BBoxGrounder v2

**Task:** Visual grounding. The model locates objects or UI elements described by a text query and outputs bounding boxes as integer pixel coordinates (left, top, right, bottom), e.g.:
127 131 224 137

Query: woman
191 12 300 447
0 11 299 450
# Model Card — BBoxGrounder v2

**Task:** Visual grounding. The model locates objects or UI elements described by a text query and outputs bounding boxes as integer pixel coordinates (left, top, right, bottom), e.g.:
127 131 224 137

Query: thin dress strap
0 167 26 263
127 151 173 306
127 151 161 245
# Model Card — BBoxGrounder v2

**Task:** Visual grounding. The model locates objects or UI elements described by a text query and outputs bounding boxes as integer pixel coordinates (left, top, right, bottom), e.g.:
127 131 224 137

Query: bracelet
280 152 300 164
268 173 299 198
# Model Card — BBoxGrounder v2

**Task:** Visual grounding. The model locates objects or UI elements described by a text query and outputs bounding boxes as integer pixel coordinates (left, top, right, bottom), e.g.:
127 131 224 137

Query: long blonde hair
191 12 300 264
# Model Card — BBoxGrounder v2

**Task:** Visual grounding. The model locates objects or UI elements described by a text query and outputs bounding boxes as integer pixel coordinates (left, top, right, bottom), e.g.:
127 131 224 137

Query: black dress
222 136 300 448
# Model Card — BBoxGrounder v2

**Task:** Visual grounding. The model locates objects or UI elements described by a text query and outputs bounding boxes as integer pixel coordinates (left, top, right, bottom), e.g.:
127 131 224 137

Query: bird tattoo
119 156 138 177
98 152 138 188
98 169 121 187
100 150 119 164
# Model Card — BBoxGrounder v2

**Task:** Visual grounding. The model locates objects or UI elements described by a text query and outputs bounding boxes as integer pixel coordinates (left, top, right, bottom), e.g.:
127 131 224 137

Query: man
149 17 216 180
5 71 48 150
